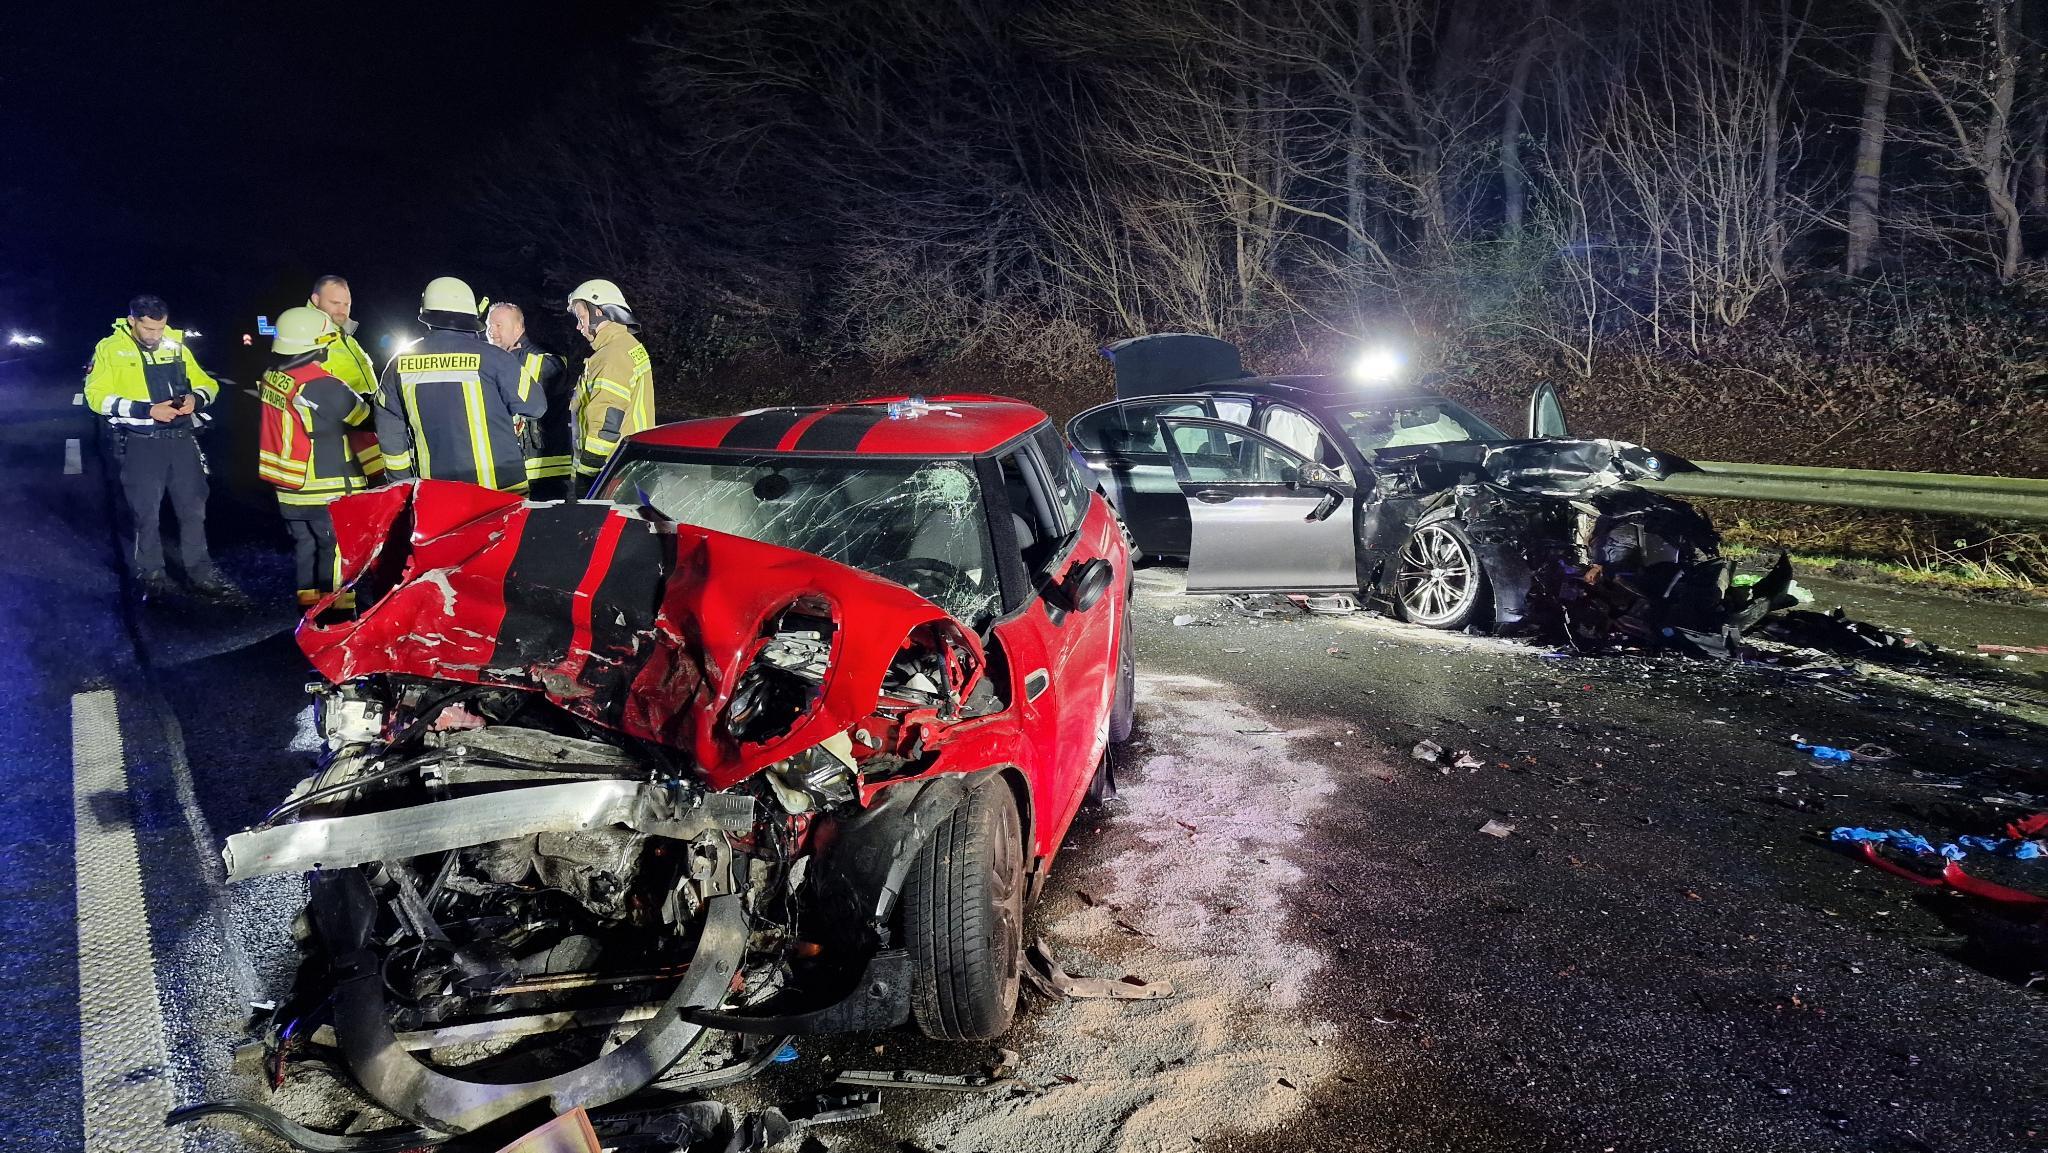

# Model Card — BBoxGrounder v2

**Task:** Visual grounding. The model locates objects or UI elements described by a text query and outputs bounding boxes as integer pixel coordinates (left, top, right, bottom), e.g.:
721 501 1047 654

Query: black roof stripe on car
720 408 808 449
793 405 889 452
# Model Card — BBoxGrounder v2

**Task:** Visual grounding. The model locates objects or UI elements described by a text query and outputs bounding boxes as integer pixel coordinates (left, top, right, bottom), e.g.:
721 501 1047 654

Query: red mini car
216 396 1133 1138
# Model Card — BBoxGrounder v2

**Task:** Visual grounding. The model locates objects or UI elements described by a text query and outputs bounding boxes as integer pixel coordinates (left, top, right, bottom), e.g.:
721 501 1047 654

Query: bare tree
1874 0 2028 280
1844 24 1896 275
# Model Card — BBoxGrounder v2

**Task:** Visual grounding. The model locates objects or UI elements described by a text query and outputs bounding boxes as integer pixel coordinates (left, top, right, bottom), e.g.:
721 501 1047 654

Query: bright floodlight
184 328 202 339
7 332 43 347
1349 345 1403 383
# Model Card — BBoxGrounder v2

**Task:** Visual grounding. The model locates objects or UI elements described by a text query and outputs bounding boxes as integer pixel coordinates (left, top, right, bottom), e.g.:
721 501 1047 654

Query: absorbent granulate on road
915 672 1348 1153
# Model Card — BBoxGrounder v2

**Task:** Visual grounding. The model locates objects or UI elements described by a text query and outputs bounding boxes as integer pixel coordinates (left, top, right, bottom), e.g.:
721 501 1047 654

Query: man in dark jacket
485 302 573 500
374 277 544 491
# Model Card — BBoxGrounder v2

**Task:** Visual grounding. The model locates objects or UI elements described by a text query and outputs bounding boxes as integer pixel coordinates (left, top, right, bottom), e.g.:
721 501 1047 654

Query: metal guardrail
1655 460 2048 523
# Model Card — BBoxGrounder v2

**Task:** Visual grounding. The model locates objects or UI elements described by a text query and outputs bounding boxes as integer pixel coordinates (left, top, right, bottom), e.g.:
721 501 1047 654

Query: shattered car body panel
220 397 1130 1141
302 480 984 789
1075 335 1791 652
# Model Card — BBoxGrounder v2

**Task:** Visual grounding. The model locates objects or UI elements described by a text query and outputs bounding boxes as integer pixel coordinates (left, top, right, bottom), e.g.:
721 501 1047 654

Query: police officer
84 294 242 602
256 307 369 606
308 274 385 480
565 279 654 485
484 302 572 500
374 277 543 491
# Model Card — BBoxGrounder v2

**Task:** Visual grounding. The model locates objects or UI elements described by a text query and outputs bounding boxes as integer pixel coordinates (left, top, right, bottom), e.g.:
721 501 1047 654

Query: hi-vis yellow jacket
83 319 219 429
316 326 386 477
572 322 654 479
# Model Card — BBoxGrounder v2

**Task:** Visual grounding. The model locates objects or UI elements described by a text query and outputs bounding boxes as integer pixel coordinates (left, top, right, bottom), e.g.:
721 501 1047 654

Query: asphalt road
5 358 2044 1153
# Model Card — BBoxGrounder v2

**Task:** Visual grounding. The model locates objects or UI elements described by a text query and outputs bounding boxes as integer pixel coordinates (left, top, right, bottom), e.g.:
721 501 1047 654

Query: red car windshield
601 451 1003 626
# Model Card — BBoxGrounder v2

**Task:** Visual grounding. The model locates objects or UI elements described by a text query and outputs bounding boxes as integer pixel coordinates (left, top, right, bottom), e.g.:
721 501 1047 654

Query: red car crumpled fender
301 480 983 790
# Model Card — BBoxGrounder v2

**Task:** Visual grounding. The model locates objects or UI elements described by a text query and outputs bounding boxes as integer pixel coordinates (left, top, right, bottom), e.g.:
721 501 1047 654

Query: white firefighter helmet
419 276 483 331
566 278 638 328
271 306 335 357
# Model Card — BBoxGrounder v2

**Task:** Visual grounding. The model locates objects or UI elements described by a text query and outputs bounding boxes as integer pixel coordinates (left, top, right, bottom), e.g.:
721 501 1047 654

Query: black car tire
1396 520 1491 630
1084 744 1120 807
1108 610 1135 745
904 777 1024 1040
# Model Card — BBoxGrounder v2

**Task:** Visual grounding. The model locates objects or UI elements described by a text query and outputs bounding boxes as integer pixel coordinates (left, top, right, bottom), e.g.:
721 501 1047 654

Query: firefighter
485 302 572 500
565 279 654 486
257 307 370 606
84 294 243 602
373 277 543 491
308 274 385 481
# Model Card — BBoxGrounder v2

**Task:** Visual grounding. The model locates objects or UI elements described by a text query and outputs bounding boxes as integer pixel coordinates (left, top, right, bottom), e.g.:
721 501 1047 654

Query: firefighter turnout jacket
509 339 572 486
573 322 654 479
83 319 220 430
374 331 543 491
317 325 386 479
258 354 370 505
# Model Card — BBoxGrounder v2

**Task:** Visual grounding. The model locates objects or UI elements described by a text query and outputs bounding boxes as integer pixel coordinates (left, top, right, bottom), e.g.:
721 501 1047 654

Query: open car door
1527 381 1569 438
1159 417 1358 593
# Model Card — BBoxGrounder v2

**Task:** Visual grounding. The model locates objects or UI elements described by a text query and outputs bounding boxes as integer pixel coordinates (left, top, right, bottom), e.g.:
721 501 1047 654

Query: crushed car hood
300 481 983 790
1374 437 1699 496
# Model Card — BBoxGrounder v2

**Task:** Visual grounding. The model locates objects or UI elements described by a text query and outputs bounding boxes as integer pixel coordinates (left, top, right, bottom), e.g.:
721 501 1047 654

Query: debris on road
1412 740 1444 763
1300 593 1358 615
1172 613 1215 627
1452 751 1484 770
1793 738 1856 763
1976 643 2048 655
834 1068 1007 1093
493 1108 600 1153
1758 608 1933 663
1790 735 1896 763
1832 822 2047 863
1478 820 1516 839
1227 593 1304 618
1024 937 1177 1001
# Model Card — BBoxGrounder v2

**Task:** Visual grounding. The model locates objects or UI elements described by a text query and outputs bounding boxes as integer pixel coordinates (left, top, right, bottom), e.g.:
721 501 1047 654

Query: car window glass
1079 400 1207 455
999 450 1061 572
602 452 1002 626
1260 404 1354 482
1171 425 1308 485
1033 424 1089 530
1337 399 1505 454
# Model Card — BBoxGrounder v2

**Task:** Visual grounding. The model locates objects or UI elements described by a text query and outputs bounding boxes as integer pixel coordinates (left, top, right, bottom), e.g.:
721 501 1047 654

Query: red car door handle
1193 489 1234 504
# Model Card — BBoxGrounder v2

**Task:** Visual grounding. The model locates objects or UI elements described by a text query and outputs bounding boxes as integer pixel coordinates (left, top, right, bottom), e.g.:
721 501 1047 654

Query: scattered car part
490 1107 601 1153
833 1068 1006 1093
1023 938 1176 1001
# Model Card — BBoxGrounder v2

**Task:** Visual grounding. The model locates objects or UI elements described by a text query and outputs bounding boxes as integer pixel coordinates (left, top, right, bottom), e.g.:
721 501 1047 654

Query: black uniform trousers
115 428 213 578
280 504 340 594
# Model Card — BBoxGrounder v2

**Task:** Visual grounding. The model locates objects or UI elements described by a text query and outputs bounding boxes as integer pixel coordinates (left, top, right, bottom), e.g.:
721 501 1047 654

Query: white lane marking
64 438 82 475
73 392 85 405
71 690 177 1153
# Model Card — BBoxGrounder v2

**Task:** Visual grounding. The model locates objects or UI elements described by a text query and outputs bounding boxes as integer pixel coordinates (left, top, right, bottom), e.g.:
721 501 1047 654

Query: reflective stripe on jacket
259 357 370 506
372 330 543 491
316 328 386 478
572 323 654 478
83 320 220 429
510 340 572 483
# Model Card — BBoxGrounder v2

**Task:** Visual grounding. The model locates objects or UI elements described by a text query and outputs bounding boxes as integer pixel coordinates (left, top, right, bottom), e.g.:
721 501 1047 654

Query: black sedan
1068 334 1789 653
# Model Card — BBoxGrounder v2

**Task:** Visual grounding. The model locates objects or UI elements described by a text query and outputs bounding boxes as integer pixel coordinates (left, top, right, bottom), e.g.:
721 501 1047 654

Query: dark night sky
2 0 652 353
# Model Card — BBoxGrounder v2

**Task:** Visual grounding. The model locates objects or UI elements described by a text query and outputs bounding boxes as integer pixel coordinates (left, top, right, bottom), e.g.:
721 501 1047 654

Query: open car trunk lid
1102 333 1249 399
